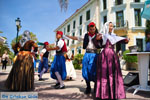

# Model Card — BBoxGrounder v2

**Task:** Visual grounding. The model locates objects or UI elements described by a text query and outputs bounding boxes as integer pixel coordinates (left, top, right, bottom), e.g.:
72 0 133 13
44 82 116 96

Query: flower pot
126 62 138 71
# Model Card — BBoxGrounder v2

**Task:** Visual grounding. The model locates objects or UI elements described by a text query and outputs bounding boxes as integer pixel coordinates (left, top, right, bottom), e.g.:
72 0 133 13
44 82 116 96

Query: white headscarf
66 47 72 59
100 21 126 45
20 30 31 47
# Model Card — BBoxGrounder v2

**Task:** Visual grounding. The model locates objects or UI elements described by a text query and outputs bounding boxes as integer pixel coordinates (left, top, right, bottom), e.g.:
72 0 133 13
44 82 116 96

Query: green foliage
11 35 22 48
123 50 137 63
0 42 14 61
146 20 150 30
73 54 84 69
145 20 150 42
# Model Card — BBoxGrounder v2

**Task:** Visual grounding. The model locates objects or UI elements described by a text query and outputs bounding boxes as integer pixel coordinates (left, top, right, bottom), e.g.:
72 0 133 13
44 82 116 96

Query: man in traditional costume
82 22 102 94
48 31 67 89
38 42 49 81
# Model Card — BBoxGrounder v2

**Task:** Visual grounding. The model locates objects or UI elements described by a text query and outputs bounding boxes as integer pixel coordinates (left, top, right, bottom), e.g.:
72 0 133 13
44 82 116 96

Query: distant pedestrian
145 29 150 77
2 51 9 70
145 29 150 52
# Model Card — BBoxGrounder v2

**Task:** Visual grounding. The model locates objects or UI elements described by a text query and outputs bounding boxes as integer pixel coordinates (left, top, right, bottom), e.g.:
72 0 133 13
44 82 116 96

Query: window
77 47 81 54
87 25 89 31
135 0 140 2
136 39 143 51
80 29 82 36
103 16 107 24
116 11 124 27
103 0 107 10
115 0 123 5
86 10 90 21
72 33 75 44
64 28 66 35
67 40 69 46
116 40 126 52
135 9 141 26
79 15 82 25
73 20 76 29
78 49 81 54
67 24 70 32
72 50 74 55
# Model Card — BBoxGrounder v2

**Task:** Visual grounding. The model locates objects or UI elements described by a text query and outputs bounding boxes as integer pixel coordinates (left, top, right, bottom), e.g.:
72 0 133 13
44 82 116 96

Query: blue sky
0 0 88 49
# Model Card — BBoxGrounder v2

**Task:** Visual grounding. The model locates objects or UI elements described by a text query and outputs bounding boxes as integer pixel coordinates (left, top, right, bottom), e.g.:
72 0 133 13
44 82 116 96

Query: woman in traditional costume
5 31 38 91
95 22 128 99
64 47 76 80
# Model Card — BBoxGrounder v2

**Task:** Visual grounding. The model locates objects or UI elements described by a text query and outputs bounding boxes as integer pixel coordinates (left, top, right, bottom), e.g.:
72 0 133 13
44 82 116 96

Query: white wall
99 0 146 29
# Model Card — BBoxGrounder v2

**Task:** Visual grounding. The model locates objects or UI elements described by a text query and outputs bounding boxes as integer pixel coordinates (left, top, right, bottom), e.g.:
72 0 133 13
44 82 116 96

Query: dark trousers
2 60 7 70
85 80 97 93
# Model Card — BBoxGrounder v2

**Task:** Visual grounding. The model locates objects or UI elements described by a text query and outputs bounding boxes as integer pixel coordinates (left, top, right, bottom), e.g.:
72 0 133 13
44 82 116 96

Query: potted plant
123 50 138 70
73 54 83 70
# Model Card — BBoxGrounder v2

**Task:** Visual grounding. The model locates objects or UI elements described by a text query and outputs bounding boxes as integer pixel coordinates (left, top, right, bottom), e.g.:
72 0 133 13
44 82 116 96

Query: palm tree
58 0 69 12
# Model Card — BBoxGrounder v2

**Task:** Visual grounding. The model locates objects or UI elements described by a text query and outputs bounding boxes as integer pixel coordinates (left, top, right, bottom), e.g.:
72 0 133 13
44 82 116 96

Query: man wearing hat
64 22 102 93
47 31 67 89
38 41 49 81
82 22 102 94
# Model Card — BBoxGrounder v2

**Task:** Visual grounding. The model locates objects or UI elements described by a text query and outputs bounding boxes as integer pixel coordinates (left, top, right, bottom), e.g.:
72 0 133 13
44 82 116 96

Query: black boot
94 81 97 93
85 87 91 94
84 81 91 94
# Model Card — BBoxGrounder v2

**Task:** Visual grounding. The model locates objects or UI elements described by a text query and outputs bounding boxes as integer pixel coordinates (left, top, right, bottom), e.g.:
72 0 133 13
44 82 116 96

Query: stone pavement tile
1 67 150 100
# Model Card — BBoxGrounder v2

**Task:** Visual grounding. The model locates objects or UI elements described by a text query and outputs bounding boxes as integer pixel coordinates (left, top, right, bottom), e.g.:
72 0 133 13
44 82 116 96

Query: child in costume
94 21 128 99
38 42 49 81
48 31 67 89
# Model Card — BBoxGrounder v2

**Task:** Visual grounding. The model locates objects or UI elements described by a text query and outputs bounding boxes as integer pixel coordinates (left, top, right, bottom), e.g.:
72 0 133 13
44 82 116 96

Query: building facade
54 0 146 55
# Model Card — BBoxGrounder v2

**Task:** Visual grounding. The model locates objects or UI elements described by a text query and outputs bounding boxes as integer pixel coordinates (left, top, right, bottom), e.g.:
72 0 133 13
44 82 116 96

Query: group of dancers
5 21 129 99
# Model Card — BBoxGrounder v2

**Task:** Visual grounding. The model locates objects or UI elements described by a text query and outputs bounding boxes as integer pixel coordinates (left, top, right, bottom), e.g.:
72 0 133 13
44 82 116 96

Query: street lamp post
15 17 21 43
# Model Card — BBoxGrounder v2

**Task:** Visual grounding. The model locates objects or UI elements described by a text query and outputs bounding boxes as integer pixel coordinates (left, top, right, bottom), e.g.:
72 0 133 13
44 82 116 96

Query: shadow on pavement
38 92 95 100
125 86 150 98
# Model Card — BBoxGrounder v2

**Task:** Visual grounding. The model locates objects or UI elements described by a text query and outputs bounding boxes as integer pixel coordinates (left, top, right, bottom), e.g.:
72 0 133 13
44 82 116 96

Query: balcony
114 20 128 29
130 2 144 8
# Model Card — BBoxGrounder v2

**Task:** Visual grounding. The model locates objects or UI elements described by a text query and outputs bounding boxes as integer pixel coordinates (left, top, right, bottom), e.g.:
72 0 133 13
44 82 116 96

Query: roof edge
54 0 94 32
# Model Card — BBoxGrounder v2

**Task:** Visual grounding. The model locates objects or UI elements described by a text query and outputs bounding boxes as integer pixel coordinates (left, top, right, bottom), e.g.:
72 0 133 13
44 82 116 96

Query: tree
0 31 3 33
11 32 39 49
0 41 14 62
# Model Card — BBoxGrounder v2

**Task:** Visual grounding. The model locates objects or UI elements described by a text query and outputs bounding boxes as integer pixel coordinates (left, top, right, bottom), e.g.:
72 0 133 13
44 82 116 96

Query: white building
54 0 146 55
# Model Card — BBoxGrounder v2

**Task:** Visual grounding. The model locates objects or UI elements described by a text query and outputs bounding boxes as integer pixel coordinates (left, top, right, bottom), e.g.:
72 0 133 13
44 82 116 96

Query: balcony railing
115 20 128 28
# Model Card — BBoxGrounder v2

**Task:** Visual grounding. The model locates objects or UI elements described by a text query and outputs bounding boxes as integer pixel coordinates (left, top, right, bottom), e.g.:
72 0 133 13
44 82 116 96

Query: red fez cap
57 31 63 36
89 22 95 27
44 42 49 45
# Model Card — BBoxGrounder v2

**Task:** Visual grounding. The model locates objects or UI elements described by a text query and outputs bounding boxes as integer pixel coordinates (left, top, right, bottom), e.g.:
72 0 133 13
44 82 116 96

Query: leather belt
86 49 97 53
56 53 64 55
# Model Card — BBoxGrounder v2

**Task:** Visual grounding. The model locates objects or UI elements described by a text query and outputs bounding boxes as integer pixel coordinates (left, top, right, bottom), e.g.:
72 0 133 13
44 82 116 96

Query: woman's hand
125 38 130 43
96 34 102 40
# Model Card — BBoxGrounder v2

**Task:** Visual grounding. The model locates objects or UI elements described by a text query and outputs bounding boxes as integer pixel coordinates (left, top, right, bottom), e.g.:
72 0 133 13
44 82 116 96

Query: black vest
83 33 103 49
56 40 63 54
43 50 49 58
